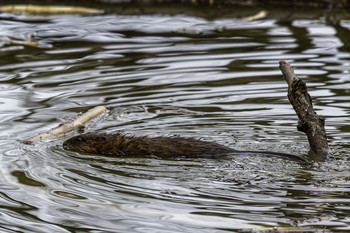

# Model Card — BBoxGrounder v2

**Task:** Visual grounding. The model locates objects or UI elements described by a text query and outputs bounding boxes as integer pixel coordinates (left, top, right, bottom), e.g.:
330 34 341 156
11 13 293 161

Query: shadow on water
0 2 349 232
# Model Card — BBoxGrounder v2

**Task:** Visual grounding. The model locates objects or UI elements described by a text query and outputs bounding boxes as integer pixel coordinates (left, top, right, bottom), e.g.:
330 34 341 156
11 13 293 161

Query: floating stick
23 106 107 144
241 10 268 21
0 5 103 15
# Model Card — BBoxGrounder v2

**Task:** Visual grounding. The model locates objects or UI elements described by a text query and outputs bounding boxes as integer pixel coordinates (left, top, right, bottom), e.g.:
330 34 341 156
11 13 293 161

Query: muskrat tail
236 150 312 166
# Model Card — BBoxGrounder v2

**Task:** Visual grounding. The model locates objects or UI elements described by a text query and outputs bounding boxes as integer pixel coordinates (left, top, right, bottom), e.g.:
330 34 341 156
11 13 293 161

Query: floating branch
241 10 268 21
279 60 329 160
23 106 107 144
0 5 103 15
1 36 40 48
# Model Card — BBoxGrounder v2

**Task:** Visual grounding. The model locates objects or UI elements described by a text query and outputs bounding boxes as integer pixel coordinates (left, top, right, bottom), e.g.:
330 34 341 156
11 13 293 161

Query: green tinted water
0 4 349 232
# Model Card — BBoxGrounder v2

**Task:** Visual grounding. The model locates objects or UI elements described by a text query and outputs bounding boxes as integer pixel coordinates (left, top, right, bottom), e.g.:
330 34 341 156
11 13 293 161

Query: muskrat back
63 133 311 165
63 133 234 158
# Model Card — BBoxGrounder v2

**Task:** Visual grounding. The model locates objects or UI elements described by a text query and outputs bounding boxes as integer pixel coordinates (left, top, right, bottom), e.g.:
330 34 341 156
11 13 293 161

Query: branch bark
23 106 107 144
279 60 329 160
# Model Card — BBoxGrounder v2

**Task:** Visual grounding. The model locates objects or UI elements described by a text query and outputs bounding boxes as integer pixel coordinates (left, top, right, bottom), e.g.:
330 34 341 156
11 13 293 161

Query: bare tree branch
279 60 329 160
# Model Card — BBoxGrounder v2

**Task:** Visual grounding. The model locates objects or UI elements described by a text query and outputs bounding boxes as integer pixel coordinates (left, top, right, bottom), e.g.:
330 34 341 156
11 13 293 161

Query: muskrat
63 133 311 165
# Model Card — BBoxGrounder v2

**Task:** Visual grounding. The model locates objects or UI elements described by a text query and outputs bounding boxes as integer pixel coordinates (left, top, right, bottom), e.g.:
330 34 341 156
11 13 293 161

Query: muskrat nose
62 136 78 150
62 140 70 150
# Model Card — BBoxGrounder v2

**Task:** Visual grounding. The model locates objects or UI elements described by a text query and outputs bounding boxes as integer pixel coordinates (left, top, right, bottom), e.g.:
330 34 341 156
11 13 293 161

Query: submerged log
23 106 107 144
279 61 329 160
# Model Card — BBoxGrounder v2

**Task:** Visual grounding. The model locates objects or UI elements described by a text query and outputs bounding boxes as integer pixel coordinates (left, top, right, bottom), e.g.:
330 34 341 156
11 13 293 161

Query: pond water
0 4 350 233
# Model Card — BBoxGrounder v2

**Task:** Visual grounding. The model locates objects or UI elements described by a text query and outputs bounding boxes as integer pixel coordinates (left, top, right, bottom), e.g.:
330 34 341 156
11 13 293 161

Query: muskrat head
63 133 107 154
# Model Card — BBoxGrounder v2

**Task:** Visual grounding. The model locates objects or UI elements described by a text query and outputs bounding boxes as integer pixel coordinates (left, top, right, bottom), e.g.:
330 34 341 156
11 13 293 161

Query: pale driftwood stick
23 106 107 144
279 60 329 160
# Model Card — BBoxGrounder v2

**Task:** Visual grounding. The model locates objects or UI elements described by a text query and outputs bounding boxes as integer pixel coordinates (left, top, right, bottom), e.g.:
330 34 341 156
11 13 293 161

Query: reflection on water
0 5 349 232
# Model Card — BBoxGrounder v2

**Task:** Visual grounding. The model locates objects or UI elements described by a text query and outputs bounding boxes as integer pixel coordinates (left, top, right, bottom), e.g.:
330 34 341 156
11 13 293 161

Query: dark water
0 5 349 232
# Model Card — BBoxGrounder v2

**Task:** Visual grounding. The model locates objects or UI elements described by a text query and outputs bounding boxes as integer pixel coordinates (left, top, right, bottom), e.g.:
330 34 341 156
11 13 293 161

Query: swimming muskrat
63 133 311 165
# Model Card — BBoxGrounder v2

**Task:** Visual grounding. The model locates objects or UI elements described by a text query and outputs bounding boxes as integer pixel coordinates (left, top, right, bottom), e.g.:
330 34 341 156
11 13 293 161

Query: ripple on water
0 9 349 232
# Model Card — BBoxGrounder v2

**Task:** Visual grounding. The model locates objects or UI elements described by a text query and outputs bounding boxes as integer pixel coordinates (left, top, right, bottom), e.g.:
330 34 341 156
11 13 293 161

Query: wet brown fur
63 133 311 165
63 133 234 158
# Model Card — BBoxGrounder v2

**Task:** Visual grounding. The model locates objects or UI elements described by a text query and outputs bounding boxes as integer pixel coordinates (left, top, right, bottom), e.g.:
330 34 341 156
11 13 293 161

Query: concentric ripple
0 8 349 232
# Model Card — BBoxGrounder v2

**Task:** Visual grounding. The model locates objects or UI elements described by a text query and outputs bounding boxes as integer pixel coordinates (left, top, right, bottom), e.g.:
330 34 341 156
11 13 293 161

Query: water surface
0 6 350 232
